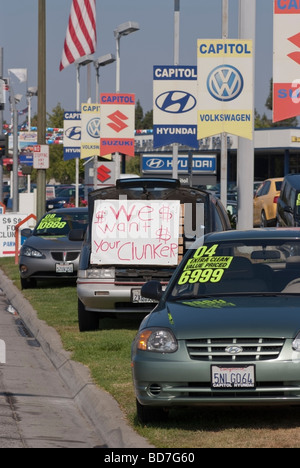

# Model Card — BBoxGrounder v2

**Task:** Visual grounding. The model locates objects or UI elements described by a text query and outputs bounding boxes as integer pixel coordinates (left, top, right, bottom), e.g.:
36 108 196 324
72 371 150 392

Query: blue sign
20 153 33 166
153 66 198 149
142 154 216 175
63 112 81 161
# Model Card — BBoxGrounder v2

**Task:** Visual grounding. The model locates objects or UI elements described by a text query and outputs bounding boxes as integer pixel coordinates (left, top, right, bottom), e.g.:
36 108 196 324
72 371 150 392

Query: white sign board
91 200 180 266
33 145 49 169
81 103 101 159
0 214 36 257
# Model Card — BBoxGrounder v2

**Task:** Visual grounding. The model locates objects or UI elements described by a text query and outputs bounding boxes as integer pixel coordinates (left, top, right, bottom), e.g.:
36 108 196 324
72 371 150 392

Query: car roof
282 174 300 189
200 228 300 245
47 207 88 215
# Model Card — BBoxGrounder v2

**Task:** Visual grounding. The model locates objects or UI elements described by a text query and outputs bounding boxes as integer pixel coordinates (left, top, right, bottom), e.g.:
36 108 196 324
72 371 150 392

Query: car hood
146 296 300 339
23 235 82 250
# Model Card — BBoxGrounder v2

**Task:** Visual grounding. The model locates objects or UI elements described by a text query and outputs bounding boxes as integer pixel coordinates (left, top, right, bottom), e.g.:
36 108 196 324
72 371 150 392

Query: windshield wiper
168 292 300 302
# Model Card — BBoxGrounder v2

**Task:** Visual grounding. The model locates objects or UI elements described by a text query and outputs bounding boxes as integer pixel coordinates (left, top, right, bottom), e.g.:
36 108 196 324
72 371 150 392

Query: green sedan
132 229 300 423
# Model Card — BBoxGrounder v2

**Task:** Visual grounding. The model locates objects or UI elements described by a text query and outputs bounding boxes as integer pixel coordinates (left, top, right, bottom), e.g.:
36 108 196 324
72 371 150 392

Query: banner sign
63 112 81 161
142 154 217 175
81 103 101 159
91 199 180 266
273 0 300 122
153 66 198 149
197 39 253 140
100 93 135 157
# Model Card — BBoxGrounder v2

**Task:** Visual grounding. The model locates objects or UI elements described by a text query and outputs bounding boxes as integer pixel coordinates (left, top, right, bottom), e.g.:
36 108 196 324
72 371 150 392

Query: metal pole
37 0 46 220
115 35 121 181
75 64 80 207
220 0 229 209
237 0 256 230
0 48 3 204
172 0 180 180
10 85 19 212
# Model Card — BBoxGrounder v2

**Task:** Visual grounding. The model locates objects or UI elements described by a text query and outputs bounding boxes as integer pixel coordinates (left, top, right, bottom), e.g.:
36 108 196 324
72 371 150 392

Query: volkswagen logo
155 91 197 114
207 65 244 102
225 346 243 355
146 159 165 169
87 118 101 139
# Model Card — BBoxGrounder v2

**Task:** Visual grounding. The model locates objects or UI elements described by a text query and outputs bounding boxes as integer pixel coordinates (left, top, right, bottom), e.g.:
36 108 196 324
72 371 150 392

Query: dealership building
134 127 300 184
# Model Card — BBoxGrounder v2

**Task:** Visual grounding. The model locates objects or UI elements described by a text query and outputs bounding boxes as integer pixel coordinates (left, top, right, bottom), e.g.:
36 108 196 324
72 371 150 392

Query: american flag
60 0 97 72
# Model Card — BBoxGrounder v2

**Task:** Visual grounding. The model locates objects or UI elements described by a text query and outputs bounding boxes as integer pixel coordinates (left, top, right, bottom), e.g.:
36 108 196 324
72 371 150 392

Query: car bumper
19 254 80 280
132 342 300 407
77 279 157 314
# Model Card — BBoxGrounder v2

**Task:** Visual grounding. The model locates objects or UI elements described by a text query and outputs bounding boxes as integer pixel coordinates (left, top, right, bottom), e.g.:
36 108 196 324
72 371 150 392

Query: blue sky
0 0 273 123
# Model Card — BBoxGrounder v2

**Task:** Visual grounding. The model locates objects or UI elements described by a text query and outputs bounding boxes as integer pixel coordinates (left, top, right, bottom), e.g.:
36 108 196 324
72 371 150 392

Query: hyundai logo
65 126 81 140
146 159 165 169
155 91 197 114
225 346 243 355
87 118 101 139
207 65 244 102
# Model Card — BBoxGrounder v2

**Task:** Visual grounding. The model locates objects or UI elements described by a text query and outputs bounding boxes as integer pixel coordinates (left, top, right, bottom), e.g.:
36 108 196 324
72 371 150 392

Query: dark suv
72 178 231 331
277 174 300 227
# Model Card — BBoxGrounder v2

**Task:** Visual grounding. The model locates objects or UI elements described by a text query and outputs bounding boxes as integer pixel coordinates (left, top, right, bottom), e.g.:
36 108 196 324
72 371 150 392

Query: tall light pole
37 0 46 221
220 0 229 208
172 0 180 180
237 0 256 230
114 21 140 180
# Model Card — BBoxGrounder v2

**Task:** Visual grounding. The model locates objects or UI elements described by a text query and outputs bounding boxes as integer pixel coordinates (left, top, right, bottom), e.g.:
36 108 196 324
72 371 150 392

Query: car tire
78 298 99 332
260 211 267 228
136 399 167 424
21 277 36 290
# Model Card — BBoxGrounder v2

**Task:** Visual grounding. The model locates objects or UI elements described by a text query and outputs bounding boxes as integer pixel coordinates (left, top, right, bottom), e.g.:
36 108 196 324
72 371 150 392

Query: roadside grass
3 258 300 447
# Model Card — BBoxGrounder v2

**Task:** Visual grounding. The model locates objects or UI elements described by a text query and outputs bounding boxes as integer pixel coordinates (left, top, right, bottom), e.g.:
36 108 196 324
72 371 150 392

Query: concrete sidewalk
0 269 152 449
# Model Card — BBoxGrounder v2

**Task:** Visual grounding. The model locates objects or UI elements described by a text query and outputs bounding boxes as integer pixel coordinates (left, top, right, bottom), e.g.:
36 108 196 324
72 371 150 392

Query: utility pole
220 0 229 209
37 0 46 220
172 0 180 180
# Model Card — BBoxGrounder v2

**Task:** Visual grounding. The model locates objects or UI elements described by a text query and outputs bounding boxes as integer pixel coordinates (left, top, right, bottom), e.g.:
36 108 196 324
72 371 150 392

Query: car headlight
136 328 178 353
293 332 300 351
21 246 43 258
78 268 115 279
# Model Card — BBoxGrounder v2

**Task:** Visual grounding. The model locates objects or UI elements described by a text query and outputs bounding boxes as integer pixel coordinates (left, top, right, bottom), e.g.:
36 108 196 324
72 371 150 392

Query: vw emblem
155 91 197 114
207 65 244 102
87 118 101 139
146 159 165 169
225 346 243 355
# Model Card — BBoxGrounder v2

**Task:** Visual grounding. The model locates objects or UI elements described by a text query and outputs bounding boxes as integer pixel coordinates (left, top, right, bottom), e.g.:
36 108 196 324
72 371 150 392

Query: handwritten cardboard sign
91 199 180 266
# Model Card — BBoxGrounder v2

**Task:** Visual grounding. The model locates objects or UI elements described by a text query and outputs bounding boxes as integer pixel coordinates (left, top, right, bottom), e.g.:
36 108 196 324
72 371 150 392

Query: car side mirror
141 281 163 302
21 228 33 238
69 229 85 242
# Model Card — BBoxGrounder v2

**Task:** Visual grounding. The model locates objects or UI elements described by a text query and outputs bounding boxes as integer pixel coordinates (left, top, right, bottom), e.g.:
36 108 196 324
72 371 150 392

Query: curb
0 269 152 448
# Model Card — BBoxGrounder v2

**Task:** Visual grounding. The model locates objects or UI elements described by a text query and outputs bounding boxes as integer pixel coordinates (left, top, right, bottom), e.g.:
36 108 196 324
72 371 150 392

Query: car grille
186 338 285 362
51 252 80 262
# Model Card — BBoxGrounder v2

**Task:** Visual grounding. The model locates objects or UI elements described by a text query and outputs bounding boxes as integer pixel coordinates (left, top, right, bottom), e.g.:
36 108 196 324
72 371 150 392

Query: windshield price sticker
178 244 233 285
37 214 67 230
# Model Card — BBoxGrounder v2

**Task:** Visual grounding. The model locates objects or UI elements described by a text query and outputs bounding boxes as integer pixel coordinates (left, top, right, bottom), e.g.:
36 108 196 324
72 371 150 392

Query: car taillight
273 196 279 204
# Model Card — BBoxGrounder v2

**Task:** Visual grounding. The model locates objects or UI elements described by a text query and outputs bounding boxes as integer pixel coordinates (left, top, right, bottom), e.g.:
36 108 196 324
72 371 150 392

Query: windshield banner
91 199 180 265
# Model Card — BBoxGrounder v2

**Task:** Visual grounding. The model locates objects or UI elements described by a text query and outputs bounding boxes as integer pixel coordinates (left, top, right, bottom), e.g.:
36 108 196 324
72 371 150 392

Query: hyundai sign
142 154 216 175
153 66 198 149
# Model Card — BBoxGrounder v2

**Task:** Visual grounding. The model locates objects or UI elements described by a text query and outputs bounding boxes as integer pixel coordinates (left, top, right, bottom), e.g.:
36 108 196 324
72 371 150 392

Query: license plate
56 263 74 274
132 289 157 304
211 365 256 389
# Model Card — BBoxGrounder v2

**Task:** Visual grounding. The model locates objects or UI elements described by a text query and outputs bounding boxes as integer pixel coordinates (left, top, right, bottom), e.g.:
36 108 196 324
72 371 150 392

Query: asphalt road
0 291 105 448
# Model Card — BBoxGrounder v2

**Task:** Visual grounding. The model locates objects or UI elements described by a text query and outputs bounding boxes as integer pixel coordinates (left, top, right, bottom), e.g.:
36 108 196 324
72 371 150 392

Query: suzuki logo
107 110 128 133
207 65 244 102
155 91 197 114
97 165 111 183
288 32 300 65
87 118 100 139
146 159 165 169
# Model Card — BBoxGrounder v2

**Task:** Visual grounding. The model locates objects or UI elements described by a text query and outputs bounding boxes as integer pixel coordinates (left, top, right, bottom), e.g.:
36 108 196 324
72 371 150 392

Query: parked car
132 228 300 423
19 208 88 289
46 186 86 211
71 178 231 332
253 178 283 227
277 174 300 227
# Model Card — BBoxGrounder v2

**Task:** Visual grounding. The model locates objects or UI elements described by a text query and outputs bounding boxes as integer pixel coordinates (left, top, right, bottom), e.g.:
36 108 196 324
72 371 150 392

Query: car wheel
78 298 99 332
260 211 267 228
136 399 167 424
21 277 36 290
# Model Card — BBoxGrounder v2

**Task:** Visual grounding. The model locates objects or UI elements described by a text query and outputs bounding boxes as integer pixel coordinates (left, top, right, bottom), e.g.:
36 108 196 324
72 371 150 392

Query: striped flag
60 0 97 72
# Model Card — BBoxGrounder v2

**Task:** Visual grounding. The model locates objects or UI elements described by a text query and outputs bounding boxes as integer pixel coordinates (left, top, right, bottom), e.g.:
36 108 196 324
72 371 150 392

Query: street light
27 86 38 131
114 21 140 93
114 21 140 180
74 55 94 207
94 53 116 103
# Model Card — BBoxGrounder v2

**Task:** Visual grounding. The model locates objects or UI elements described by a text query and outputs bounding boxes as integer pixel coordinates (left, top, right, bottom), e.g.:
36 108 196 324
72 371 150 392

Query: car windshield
168 238 300 300
34 211 88 237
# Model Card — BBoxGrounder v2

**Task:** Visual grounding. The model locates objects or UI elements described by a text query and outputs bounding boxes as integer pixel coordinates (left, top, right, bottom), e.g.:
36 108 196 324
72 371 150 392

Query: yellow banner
197 110 253 140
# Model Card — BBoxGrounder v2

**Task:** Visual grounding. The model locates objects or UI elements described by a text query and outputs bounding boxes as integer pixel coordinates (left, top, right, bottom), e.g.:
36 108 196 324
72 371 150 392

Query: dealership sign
81 103 101 159
273 0 300 122
153 66 198 149
142 154 216 175
100 93 135 157
63 112 81 161
197 39 253 140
